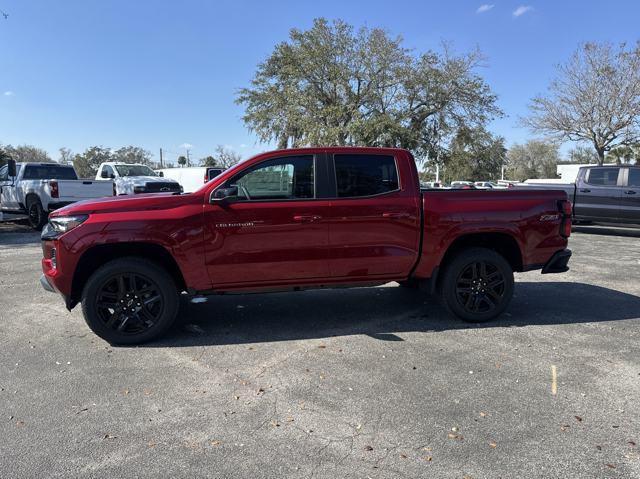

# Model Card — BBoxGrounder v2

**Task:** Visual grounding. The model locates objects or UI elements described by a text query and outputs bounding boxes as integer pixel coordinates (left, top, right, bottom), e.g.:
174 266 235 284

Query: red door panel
203 201 330 286
328 194 420 277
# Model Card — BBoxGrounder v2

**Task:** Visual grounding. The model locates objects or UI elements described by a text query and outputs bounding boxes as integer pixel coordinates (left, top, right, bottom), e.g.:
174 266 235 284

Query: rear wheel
81 258 179 344
439 247 514 323
26 197 47 230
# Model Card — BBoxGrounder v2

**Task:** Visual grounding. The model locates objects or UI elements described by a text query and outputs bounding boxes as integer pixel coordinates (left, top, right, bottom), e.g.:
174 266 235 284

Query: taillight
50 181 59 198
558 200 572 238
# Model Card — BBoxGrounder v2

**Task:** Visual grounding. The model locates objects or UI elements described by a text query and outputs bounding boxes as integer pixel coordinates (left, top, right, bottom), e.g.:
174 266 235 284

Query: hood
50 191 198 217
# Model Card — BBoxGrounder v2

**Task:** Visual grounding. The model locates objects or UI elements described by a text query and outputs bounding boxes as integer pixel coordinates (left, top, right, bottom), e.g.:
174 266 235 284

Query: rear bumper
541 249 572 274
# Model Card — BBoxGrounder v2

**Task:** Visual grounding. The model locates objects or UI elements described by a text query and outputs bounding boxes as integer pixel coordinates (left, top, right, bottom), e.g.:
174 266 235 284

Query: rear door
573 167 623 222
619 167 640 224
203 154 331 286
326 153 420 279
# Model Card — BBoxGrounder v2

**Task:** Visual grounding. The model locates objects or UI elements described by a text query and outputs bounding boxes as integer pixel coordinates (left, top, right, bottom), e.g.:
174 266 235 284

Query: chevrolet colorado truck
0 160 114 229
40 147 572 344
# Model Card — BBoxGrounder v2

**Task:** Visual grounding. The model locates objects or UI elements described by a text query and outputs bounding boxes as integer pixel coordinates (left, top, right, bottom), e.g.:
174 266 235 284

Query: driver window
101 165 114 178
229 156 315 201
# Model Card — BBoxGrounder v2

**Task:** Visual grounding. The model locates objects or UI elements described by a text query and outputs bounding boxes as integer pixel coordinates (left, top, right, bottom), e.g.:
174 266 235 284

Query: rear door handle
625 190 637 195
579 189 591 193
382 212 410 219
293 215 322 223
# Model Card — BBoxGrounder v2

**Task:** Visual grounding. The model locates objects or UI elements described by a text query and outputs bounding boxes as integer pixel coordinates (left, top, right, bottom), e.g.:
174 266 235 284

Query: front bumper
40 274 55 292
541 249 572 274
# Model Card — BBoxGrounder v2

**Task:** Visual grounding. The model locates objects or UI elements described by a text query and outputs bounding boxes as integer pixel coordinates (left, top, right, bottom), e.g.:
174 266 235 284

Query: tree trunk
596 147 605 166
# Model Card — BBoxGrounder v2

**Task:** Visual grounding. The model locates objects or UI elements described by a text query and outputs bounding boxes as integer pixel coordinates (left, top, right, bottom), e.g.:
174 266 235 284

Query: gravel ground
0 222 639 478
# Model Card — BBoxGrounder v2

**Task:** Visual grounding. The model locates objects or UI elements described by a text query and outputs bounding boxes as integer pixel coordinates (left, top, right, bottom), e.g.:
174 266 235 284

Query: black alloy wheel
94 273 164 335
455 260 505 314
81 258 179 344
439 247 514 323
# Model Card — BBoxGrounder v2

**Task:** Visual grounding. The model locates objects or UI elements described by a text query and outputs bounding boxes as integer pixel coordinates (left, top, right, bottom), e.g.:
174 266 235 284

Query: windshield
23 164 78 180
114 165 156 177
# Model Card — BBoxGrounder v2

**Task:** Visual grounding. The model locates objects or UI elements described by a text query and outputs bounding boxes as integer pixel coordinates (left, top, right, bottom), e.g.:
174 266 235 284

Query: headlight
42 215 89 240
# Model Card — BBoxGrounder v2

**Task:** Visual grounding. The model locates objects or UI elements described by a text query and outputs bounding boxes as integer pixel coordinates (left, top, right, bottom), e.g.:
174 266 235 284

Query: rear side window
334 154 399 198
23 165 78 180
628 169 640 187
586 168 619 186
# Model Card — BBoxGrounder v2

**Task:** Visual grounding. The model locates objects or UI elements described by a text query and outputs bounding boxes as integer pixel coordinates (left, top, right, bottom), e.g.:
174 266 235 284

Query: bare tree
58 147 74 165
523 42 640 165
213 145 241 169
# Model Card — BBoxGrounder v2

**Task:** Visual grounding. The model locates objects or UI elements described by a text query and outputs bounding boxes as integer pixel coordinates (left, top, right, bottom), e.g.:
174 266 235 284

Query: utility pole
159 148 163 168
186 149 190 167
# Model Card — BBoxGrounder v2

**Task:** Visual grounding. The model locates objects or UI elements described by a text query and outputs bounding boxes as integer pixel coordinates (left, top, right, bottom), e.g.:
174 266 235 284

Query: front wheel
439 247 514 323
81 258 179 344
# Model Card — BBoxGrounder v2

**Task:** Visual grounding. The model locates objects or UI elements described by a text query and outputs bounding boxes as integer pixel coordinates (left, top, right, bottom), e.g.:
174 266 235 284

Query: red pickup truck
40 147 572 344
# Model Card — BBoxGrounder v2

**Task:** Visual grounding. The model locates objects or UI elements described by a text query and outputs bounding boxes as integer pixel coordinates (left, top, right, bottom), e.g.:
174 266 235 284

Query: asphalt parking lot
1 223 639 478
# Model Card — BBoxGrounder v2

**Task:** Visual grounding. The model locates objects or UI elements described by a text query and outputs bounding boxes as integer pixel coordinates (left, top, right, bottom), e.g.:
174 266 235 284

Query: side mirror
7 159 16 177
158 171 164 177
109 173 116 179
210 186 238 203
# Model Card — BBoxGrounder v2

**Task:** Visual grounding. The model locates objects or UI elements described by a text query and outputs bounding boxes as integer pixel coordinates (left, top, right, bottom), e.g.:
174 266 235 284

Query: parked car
516 165 640 225
156 166 225 193
40 147 572 344
96 162 182 195
421 181 444 189
0 160 114 229
496 180 519 188
474 181 506 189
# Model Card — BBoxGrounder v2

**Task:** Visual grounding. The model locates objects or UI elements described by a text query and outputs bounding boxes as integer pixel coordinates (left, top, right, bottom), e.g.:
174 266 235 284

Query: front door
203 154 330 287
0 164 21 211
620 167 640 224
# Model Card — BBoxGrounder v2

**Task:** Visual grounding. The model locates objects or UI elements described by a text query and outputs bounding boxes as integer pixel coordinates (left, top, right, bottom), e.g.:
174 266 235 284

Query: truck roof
16 162 74 167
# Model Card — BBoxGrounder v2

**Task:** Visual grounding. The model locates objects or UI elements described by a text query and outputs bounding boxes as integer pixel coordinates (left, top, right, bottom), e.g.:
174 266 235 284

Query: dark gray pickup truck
519 165 640 225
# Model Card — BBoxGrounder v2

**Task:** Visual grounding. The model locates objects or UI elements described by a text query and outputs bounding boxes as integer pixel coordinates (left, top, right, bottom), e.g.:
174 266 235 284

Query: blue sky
1 0 638 165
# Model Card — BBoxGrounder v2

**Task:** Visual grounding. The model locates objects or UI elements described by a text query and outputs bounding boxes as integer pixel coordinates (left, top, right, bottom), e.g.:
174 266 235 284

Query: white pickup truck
0 160 114 229
96 162 182 195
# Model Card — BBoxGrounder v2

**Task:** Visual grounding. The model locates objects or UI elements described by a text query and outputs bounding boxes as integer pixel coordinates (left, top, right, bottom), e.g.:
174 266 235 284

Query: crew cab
40 147 572 344
97 162 182 195
517 165 640 225
0 160 114 229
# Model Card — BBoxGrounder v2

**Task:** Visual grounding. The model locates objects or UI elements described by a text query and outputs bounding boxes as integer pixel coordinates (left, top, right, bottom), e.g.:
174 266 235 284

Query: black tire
81 257 179 345
26 196 47 230
439 247 514 323
397 278 420 289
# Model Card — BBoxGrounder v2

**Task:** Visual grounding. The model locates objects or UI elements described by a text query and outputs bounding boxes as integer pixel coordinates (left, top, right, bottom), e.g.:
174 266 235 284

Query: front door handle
382 212 410 219
579 189 591 193
625 190 637 195
293 215 322 223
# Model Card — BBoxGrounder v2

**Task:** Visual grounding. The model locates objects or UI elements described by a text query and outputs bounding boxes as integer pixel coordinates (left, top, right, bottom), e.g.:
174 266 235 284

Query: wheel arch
70 242 187 307
439 232 523 277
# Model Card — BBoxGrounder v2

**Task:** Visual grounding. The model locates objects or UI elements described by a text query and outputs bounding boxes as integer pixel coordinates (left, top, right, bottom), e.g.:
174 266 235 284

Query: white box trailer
156 167 224 193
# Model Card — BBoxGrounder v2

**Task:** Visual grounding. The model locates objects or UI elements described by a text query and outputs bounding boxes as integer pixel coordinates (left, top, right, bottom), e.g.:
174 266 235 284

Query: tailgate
54 180 113 200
